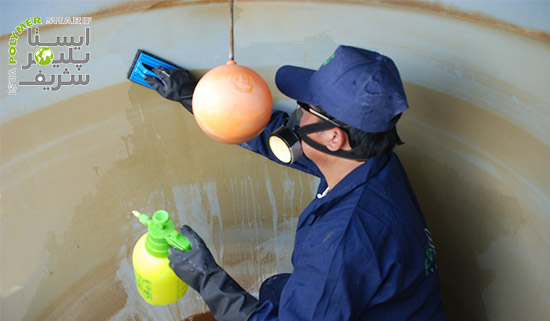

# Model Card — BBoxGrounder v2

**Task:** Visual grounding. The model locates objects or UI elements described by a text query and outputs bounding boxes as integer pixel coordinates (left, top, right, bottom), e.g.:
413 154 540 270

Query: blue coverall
242 111 445 321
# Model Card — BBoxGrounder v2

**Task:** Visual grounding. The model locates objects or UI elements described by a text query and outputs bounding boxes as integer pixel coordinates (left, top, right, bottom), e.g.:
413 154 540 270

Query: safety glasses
297 101 348 129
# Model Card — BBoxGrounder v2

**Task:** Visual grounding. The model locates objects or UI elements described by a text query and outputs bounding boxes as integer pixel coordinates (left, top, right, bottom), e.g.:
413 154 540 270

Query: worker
144 45 445 320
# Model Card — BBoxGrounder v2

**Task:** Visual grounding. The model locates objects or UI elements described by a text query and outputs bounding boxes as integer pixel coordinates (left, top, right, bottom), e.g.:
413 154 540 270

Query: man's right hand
144 66 197 113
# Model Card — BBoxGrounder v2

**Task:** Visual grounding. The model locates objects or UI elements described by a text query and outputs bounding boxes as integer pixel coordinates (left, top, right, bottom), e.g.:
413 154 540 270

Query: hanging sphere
192 60 273 144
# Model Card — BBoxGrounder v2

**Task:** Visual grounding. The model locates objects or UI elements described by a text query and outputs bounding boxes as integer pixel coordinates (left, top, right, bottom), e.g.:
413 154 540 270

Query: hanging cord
228 0 235 61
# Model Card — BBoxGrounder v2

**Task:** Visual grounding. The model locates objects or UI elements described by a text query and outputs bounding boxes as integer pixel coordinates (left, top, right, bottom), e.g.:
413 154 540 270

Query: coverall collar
309 153 391 217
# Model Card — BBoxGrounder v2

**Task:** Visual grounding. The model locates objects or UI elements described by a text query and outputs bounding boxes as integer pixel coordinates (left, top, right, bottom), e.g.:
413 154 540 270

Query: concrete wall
1 1 549 320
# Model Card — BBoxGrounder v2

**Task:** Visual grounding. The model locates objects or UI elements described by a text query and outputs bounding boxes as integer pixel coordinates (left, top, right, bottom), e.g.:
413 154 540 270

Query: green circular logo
34 47 54 66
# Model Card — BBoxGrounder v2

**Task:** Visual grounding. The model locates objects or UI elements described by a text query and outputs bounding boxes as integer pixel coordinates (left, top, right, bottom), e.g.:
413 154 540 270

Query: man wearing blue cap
147 45 445 320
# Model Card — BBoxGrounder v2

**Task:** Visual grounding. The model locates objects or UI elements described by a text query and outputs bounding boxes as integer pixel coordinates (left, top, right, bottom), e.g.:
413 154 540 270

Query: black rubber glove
169 225 260 321
144 66 197 113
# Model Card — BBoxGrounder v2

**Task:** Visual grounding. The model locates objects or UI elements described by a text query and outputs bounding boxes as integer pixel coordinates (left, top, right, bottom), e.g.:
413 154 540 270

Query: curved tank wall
1 1 549 320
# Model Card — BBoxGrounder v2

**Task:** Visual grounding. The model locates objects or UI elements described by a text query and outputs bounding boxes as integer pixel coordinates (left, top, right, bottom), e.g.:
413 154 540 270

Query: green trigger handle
166 231 191 251
133 210 191 257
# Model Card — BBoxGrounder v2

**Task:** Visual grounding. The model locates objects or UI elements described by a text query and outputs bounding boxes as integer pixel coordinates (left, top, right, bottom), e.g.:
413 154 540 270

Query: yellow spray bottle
132 210 191 305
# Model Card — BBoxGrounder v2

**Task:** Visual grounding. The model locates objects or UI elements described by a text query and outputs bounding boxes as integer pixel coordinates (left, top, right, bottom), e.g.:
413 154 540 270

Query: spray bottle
132 210 191 305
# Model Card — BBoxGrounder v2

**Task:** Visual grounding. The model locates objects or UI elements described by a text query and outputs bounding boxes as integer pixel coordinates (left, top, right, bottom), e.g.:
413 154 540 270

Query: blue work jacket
242 111 445 321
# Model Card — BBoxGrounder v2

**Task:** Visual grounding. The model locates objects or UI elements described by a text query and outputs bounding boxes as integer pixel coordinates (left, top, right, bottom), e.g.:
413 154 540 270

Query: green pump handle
133 210 191 258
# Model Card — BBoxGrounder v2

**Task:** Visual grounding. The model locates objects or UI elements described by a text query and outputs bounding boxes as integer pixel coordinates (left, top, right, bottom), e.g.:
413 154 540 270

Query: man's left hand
169 225 260 321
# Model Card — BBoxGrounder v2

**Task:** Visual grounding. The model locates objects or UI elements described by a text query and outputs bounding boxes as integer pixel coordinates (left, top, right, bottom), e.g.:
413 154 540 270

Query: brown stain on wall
183 311 215 321
383 0 550 42
1 0 548 42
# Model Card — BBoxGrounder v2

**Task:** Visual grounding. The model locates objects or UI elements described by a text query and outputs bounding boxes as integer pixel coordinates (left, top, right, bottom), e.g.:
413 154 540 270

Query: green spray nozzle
132 210 191 258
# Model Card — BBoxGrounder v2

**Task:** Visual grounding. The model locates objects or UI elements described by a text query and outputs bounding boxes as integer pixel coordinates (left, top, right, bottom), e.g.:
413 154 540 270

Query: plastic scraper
127 49 183 89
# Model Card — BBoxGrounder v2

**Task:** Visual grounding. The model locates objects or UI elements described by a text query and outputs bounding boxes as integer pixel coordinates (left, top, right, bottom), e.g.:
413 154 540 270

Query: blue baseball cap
275 45 409 133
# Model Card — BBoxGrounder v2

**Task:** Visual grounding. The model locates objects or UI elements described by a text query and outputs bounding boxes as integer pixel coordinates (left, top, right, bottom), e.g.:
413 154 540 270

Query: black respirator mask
268 103 369 164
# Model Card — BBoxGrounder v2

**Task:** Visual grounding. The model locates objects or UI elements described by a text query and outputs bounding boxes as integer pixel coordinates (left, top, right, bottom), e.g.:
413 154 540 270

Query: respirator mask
268 102 368 164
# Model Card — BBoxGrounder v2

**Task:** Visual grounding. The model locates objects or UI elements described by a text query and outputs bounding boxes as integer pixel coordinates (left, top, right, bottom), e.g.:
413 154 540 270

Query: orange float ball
192 60 273 144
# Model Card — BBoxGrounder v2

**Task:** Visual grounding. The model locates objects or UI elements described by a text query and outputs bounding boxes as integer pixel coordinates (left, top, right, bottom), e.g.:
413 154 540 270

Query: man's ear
325 128 349 152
